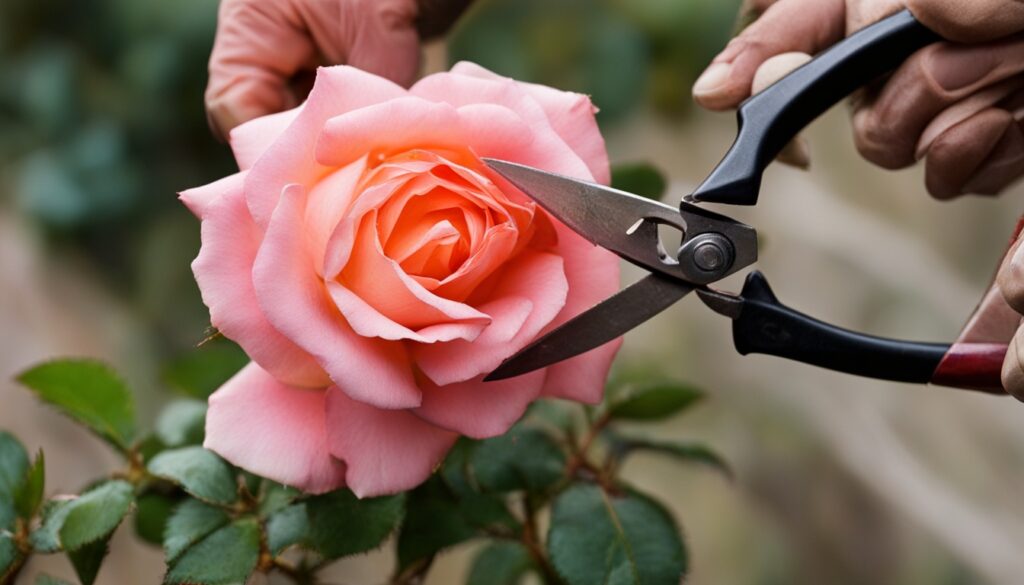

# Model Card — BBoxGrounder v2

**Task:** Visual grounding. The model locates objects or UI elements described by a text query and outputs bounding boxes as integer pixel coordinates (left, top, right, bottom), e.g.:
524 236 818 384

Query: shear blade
484 159 684 272
485 274 695 381
483 158 758 284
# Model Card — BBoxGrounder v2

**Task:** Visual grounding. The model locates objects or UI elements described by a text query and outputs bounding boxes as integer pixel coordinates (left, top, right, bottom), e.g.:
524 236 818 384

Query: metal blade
485 158 678 257
483 159 758 285
485 274 695 381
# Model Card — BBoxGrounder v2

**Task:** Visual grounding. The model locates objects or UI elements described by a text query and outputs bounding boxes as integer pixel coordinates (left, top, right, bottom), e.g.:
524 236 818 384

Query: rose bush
180 62 621 497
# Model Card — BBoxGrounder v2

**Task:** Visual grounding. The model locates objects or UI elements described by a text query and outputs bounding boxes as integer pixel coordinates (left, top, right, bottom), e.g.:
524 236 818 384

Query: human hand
694 0 1024 398
693 0 1024 198
205 0 472 140
996 230 1024 399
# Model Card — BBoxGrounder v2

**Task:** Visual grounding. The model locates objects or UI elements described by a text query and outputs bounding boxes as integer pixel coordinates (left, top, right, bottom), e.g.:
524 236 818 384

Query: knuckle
852 110 906 169
908 0 992 43
998 243 1024 306
1004 338 1024 399
727 34 777 61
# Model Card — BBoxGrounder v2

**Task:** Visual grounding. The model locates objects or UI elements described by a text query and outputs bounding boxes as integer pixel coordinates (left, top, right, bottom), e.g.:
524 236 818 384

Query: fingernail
693 63 733 97
927 48 996 91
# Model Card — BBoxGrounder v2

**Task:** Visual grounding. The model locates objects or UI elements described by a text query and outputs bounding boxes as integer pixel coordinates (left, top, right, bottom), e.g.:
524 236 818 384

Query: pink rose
181 62 621 497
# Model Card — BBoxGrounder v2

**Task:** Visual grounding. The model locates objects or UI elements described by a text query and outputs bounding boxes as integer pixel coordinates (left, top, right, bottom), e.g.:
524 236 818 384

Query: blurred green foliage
450 0 742 121
0 0 235 355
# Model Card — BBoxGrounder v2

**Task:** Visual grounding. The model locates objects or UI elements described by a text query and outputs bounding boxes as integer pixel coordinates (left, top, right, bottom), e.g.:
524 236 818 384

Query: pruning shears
484 9 1016 395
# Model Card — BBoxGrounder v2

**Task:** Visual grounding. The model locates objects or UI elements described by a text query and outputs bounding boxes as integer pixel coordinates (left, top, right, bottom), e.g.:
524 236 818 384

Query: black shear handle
691 9 941 206
732 272 1007 394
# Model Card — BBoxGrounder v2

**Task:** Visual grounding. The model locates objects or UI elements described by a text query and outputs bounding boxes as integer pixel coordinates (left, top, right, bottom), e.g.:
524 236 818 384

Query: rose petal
327 281 485 343
541 339 622 404
192 178 328 387
414 252 568 385
305 158 368 276
387 219 461 264
433 224 518 301
180 171 246 220
411 69 593 181
415 370 545 439
541 230 622 403
253 183 422 409
229 106 301 171
316 97 461 167
316 96 538 172
245 66 406 228
204 363 346 494
340 210 491 330
450 62 610 184
325 387 457 497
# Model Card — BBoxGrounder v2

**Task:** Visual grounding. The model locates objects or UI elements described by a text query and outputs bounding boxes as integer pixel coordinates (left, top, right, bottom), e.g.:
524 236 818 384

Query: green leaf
471 426 566 493
398 478 518 570
258 483 301 517
0 533 18 580
32 499 74 553
607 383 704 421
59 480 134 551
163 499 230 564
154 400 207 448
15 450 45 519
16 360 136 450
240 472 262 499
266 503 309 556
134 493 177 546
617 438 732 480
162 341 248 399
548 484 687 585
0 432 28 530
0 432 29 499
467 542 534 585
35 575 76 585
611 163 668 201
439 438 476 497
147 447 237 506
525 400 576 433
68 538 110 585
165 519 260 585
307 490 405 560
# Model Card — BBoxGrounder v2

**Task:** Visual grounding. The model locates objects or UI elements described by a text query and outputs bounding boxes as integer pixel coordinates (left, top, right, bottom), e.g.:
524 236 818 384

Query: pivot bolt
678 233 735 277
694 241 728 271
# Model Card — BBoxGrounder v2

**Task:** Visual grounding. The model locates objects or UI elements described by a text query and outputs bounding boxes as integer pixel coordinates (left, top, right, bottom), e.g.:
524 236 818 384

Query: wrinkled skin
693 0 1024 399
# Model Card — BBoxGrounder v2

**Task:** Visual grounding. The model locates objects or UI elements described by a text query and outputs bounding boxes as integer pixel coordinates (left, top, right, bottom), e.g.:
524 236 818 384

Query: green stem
2 519 32 585
391 556 434 585
563 410 614 490
519 496 564 585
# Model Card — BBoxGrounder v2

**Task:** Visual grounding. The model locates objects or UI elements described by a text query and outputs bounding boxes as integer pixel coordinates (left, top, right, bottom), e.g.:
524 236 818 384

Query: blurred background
2 0 1024 583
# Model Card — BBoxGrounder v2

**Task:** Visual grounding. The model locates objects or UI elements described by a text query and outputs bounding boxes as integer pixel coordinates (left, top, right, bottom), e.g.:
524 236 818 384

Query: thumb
693 0 845 111
907 0 1024 43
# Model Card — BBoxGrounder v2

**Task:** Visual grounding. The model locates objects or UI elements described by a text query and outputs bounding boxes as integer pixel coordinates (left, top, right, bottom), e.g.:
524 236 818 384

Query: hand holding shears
485 10 1020 397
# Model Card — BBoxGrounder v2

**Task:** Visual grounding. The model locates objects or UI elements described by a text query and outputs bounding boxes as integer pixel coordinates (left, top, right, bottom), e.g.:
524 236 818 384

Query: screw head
677 233 735 280
693 241 727 271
